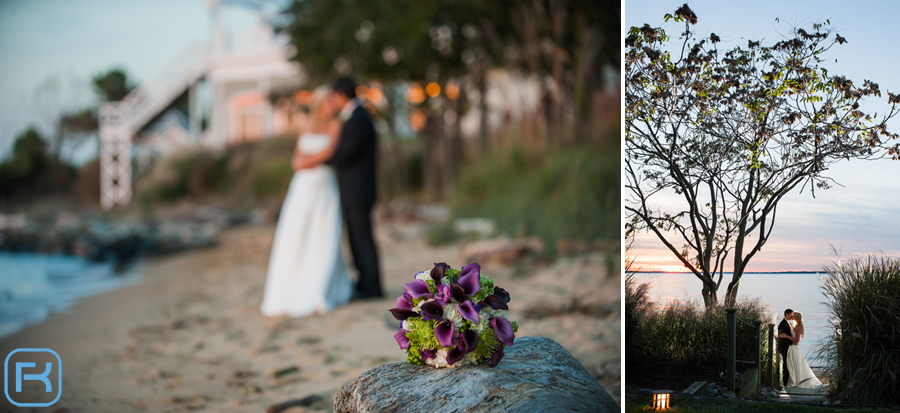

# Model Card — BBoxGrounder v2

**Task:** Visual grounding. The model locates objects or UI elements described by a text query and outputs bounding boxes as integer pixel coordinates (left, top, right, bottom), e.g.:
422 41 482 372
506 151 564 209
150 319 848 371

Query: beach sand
0 217 620 411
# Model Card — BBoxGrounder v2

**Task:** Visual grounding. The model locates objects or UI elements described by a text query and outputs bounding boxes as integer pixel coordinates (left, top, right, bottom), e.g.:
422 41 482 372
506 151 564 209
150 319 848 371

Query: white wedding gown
259 133 353 317
786 342 823 388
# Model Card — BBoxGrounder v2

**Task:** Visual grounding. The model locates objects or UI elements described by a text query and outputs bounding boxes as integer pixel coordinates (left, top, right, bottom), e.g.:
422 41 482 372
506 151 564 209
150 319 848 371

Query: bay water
0 253 141 340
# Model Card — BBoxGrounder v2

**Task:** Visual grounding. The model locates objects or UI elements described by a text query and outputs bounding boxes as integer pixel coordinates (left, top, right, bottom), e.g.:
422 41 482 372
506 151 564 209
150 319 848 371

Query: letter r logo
15 362 53 392
4 348 61 407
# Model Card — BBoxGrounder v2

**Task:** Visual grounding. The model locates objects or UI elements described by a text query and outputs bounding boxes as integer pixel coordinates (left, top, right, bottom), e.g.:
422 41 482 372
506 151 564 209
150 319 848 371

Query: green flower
404 318 440 350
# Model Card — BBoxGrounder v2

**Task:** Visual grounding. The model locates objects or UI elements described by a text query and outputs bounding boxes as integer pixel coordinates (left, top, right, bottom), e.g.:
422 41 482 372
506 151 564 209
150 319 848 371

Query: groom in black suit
325 77 383 299
777 308 794 387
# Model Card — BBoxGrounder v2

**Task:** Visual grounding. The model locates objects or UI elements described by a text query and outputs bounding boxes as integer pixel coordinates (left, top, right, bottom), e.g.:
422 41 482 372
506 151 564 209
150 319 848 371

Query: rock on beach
334 336 619 412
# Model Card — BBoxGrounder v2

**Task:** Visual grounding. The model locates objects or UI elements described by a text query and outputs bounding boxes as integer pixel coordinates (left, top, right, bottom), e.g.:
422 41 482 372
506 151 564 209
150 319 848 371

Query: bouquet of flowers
389 262 517 368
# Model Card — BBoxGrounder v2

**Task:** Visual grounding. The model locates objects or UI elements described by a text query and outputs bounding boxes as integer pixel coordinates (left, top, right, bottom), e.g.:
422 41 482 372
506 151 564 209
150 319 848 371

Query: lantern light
409 109 427 131
425 82 441 98
356 85 368 99
406 83 426 104
445 83 460 100
366 87 385 105
651 390 672 410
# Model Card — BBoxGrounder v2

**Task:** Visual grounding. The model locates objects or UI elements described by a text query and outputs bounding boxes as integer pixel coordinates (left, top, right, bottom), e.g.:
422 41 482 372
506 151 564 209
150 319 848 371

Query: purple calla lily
435 319 455 348
395 295 414 310
448 278 466 303
457 300 480 323
492 286 510 303
389 308 420 321
446 347 465 365
486 345 504 367
420 348 436 361
420 300 444 319
489 316 515 346
394 329 410 349
404 279 433 299
435 282 451 302
459 329 479 354
479 294 508 310
457 263 481 296
431 262 450 284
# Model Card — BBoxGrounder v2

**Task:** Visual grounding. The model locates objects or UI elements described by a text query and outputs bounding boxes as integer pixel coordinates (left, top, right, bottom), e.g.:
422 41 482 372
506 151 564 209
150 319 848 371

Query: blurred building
99 0 303 209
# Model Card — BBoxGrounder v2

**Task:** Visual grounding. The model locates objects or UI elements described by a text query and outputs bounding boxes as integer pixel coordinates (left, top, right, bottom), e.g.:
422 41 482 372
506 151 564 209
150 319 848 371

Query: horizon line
633 270 822 274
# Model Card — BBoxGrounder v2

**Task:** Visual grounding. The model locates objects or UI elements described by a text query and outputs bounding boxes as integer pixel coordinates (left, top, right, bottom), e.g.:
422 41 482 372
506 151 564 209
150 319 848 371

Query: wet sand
1 218 620 411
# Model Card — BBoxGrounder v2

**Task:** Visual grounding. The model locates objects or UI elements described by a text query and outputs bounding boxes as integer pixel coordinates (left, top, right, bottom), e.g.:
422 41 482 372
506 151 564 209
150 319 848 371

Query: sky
625 0 900 272
1 0 898 272
0 0 269 160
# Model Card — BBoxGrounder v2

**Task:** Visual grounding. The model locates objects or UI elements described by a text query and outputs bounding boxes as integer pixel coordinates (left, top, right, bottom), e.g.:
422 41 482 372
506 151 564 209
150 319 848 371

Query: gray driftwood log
334 336 619 412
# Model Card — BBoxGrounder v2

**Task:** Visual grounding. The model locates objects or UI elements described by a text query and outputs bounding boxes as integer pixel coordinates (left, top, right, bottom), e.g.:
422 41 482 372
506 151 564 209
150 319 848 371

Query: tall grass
626 273 770 377
625 259 654 370
820 255 900 406
446 141 620 256
638 299 768 367
135 136 298 211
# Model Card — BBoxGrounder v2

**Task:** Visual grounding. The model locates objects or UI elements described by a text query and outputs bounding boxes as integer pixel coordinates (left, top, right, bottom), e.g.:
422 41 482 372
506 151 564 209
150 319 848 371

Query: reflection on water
0 253 141 339
633 271 831 367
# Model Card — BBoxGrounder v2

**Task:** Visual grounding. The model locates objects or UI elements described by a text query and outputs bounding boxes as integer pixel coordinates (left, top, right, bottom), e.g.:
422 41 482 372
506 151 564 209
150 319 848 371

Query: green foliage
629 296 769 371
0 127 75 201
135 137 298 209
92 68 134 102
625 6 900 309
58 108 98 134
625 263 654 370
252 160 293 198
426 220 459 245
406 346 424 365
449 142 619 257
472 327 501 361
821 255 900 406
404 319 441 351
626 394 881 412
280 0 618 84
472 276 494 302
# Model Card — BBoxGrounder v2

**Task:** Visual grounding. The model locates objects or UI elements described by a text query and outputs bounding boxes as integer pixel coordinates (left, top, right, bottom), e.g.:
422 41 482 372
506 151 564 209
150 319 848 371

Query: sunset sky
626 0 900 272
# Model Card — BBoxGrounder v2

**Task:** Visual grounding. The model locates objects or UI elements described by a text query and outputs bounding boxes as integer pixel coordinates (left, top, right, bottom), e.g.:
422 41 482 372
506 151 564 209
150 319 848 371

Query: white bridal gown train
259 133 353 317
786 344 824 389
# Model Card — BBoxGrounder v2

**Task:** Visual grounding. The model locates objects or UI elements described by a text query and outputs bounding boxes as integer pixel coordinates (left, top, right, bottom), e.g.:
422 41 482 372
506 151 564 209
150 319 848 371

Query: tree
0 127 73 200
498 0 619 141
624 5 899 309
279 0 620 199
55 68 132 161
92 68 134 102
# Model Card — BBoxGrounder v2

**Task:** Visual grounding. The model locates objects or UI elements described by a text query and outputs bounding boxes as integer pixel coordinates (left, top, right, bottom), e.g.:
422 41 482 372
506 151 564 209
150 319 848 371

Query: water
633 271 832 367
0 253 141 340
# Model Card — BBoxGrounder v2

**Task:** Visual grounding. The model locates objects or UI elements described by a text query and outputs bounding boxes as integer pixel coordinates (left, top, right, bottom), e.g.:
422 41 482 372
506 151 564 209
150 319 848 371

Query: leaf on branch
674 4 697 25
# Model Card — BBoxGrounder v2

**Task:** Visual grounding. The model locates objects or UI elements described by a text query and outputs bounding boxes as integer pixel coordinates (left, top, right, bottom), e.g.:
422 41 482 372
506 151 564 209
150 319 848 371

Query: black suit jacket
326 103 378 207
777 318 793 352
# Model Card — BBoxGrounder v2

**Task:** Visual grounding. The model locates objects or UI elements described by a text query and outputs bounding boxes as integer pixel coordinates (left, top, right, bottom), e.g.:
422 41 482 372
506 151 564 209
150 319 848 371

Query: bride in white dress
782 312 824 389
259 89 353 317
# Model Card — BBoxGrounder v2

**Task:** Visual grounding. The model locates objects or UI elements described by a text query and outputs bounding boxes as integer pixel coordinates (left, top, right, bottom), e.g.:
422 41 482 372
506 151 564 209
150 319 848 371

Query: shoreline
0 252 144 340
1 219 620 411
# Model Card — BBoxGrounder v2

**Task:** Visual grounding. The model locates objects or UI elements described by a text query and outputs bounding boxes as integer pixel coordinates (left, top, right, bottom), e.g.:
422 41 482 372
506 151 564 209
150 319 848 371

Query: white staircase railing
119 44 210 133
99 43 211 209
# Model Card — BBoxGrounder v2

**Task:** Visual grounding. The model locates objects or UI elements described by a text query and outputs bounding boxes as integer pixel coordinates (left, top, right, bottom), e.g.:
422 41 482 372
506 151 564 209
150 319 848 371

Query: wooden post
754 321 762 395
767 323 775 389
726 308 736 393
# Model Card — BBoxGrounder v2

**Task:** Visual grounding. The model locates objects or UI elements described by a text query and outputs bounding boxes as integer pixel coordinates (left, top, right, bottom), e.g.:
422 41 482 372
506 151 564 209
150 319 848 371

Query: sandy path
1 218 620 412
